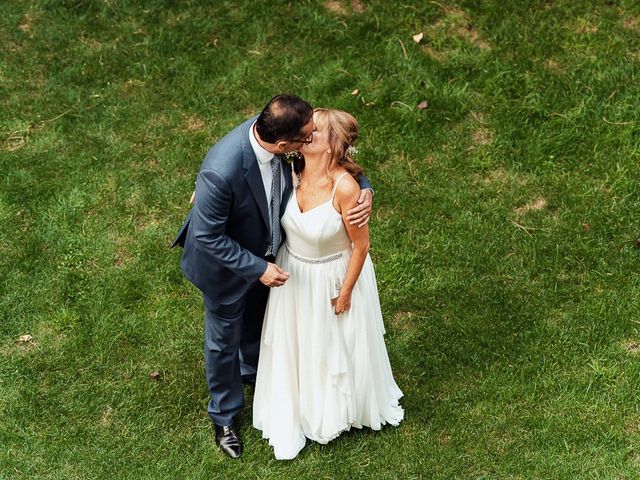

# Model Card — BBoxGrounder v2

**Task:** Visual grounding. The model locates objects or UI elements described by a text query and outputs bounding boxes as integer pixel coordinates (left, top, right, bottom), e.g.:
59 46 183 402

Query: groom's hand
346 188 373 227
260 263 290 287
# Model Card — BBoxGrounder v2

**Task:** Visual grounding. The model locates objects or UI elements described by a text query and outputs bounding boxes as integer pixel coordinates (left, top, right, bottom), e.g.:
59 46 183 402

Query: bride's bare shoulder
333 170 359 202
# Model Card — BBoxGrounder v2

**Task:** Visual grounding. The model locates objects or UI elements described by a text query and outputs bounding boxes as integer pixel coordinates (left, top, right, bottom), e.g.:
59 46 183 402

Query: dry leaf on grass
412 32 424 43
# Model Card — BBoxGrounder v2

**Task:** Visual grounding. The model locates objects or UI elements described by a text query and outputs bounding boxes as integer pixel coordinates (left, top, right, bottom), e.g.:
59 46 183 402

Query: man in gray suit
173 95 373 458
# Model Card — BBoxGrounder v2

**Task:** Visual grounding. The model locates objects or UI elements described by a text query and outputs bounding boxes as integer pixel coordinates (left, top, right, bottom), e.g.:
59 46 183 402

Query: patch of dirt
0 336 35 356
623 340 640 354
623 16 640 31
185 116 205 132
2 121 44 152
442 6 467 18
456 23 491 50
114 247 130 268
113 248 133 268
469 111 487 124
374 204 395 221
474 168 509 186
134 214 160 233
240 106 259 117
422 44 445 60
576 21 598 34
515 197 547 215
1 326 66 357
112 234 135 268
119 79 144 97
81 36 102 49
4 40 22 52
139 157 160 173
544 59 565 74
148 114 168 128
17 334 34 344
3 132 28 152
631 452 640 468
324 1 347 14
390 311 415 333
435 6 491 50
324 0 365 15
351 0 365 13
17 14 34 34
625 417 640 435
471 127 494 147
167 13 188 27
100 405 114 427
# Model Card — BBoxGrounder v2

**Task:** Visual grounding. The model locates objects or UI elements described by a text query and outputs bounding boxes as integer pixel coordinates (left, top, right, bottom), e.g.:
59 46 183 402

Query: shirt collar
249 122 275 165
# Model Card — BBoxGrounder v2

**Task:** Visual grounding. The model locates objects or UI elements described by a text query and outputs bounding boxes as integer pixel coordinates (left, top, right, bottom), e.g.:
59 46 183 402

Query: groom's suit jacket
172 116 292 307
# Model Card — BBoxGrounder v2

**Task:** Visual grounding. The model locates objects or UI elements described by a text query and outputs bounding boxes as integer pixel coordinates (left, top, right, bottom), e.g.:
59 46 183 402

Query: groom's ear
275 141 289 152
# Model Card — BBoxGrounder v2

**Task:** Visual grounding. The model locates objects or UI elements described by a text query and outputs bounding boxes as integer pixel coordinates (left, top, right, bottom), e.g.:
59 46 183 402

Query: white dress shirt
249 122 285 224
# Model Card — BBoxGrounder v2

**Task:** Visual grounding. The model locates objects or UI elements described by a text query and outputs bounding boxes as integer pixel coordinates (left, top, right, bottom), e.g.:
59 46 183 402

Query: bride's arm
333 175 371 315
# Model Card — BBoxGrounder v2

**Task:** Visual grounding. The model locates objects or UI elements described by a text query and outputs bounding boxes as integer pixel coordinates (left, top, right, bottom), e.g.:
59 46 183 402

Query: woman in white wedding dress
252 108 404 460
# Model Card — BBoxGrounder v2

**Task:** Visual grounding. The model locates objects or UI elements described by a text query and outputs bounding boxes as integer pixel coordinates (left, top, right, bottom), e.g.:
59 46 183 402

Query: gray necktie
269 156 281 256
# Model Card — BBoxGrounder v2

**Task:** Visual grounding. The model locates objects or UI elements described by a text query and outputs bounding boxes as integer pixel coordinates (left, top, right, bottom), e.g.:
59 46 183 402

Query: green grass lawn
2 0 640 478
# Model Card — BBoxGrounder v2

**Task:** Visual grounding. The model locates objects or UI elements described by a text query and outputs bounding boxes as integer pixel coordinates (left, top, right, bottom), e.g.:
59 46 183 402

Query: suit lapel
242 130 270 230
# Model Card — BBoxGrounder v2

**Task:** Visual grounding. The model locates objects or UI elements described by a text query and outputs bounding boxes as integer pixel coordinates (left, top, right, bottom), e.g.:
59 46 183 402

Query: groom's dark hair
255 94 313 143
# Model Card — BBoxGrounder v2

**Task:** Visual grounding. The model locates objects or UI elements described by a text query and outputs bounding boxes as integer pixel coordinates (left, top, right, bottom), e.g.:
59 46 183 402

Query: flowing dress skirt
253 246 404 460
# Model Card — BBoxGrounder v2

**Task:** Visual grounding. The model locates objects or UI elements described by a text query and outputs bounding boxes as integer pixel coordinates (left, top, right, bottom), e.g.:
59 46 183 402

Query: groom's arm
191 169 268 281
347 173 374 227
357 173 373 191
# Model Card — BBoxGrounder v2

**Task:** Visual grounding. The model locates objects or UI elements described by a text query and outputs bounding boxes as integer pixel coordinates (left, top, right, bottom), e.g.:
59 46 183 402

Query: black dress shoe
215 424 243 459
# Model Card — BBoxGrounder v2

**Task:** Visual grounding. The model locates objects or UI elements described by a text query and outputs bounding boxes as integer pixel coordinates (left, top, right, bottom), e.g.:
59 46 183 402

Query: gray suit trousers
203 281 269 425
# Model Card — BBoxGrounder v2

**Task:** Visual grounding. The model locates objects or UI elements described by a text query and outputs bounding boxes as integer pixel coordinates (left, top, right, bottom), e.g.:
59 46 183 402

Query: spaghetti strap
330 172 351 201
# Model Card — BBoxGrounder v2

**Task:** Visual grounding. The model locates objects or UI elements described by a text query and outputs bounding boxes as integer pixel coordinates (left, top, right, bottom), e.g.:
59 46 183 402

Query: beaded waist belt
285 245 344 264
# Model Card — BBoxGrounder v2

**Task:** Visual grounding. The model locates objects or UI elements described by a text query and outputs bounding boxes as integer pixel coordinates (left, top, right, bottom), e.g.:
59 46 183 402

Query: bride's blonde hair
313 108 363 179
294 108 363 179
